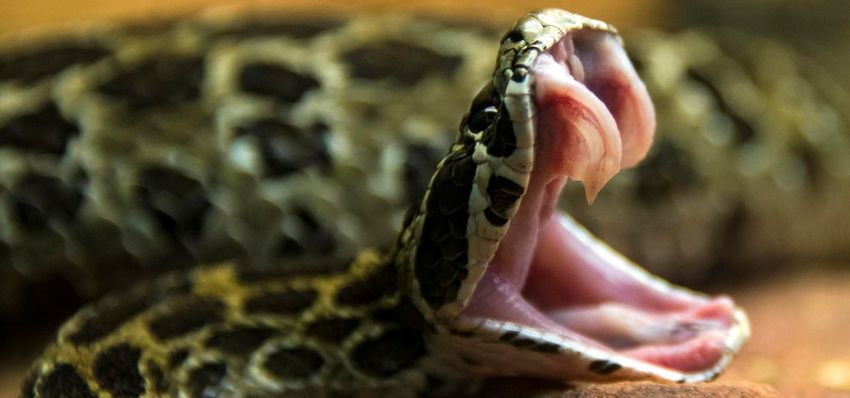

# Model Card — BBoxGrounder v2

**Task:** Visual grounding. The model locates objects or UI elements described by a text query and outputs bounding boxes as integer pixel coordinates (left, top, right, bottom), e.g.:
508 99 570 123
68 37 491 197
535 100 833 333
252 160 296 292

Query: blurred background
1 1 849 397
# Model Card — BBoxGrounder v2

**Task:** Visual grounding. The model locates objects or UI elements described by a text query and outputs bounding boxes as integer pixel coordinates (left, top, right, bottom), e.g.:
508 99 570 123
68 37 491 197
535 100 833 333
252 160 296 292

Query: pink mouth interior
460 31 737 373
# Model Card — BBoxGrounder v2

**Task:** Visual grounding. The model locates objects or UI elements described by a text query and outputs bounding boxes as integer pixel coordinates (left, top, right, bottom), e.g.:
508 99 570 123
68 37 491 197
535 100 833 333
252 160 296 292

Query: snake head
403 8 748 384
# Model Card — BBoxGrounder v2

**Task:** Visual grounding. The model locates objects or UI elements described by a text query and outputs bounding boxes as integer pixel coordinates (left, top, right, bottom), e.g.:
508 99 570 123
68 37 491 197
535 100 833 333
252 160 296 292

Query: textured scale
22 253 454 398
1 5 848 397
2 8 848 319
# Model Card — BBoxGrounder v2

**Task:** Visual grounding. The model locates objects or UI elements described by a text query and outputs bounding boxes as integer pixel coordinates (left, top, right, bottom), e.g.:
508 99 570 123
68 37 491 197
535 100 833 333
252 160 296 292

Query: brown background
0 0 675 35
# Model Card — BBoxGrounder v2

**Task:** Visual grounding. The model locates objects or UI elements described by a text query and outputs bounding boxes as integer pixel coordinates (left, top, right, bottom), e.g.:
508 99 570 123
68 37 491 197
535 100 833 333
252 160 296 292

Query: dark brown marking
437 154 477 215
136 166 211 243
239 63 319 103
483 208 508 227
511 338 537 348
484 106 517 157
305 317 361 342
589 360 622 375
351 328 427 378
335 263 397 306
147 361 168 394
67 274 192 345
168 349 190 368
0 44 108 83
342 40 462 85
244 289 317 315
94 344 145 398
415 150 474 309
263 346 325 380
98 56 205 108
532 342 562 354
235 119 331 177
187 362 228 398
486 174 524 217
499 331 518 341
148 296 225 340
467 106 499 134
0 104 80 156
11 173 84 231
369 298 433 332
683 67 755 144
205 326 275 355
39 364 97 398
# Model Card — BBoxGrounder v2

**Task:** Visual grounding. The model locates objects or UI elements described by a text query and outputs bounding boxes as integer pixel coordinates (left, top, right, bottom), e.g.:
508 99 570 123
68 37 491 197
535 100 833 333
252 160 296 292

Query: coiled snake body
2 6 847 397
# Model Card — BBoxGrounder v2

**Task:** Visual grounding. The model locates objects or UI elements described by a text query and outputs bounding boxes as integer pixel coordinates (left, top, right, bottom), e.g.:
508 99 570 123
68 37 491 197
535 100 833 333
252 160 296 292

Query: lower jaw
459 204 742 374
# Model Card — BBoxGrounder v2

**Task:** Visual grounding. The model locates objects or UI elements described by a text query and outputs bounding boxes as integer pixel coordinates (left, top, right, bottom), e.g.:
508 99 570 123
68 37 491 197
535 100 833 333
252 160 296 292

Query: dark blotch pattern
206 326 275 355
685 67 756 144
239 63 320 103
306 317 361 342
93 344 145 398
483 106 517 157
486 174 524 218
168 349 190 368
235 119 330 178
39 364 97 398
263 346 325 380
499 331 518 341
633 139 698 204
335 263 397 306
342 40 462 85
0 44 108 83
68 275 192 345
276 207 337 256
414 150 475 309
589 359 622 375
351 328 427 378
148 296 225 340
187 362 228 398
11 173 84 231
244 289 317 315
0 104 80 155
137 167 211 241
369 298 433 332
147 361 168 394
98 56 205 109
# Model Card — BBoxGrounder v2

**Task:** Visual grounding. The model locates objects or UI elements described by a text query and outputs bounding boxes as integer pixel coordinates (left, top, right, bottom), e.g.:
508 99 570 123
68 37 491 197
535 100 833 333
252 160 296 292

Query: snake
12 9 758 397
4 5 850 328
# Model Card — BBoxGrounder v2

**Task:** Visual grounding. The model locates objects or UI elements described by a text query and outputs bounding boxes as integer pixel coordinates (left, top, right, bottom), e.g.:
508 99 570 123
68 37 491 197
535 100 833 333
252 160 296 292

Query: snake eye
501 29 524 44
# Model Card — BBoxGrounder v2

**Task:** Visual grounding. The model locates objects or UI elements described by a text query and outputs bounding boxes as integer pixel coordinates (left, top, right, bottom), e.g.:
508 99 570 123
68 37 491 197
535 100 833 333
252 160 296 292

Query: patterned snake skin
2 5 848 397
2 8 848 323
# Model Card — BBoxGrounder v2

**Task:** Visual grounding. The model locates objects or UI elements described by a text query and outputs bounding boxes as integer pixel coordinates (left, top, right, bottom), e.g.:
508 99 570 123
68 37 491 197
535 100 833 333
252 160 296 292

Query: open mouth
458 30 746 376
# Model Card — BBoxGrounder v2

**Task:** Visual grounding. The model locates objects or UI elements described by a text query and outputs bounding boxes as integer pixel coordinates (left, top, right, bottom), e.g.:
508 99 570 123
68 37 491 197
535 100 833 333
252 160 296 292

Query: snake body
16 9 757 397
2 5 848 397
2 7 850 321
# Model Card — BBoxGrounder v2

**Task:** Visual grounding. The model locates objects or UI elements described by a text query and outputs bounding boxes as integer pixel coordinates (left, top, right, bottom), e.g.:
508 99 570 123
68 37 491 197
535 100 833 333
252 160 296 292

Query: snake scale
0 5 846 397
